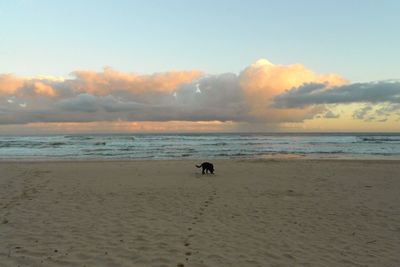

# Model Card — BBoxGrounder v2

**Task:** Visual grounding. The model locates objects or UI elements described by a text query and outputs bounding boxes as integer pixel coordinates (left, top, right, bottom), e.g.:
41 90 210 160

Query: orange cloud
239 59 346 121
33 82 57 97
0 74 24 95
72 67 202 95
0 74 58 97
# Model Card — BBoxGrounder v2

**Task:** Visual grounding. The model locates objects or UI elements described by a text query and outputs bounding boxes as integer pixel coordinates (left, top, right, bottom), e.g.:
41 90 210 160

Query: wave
94 142 106 146
203 142 228 146
2 133 400 159
215 153 231 157
49 142 67 146
82 148 113 152
359 136 400 143
0 141 45 148
118 147 134 151
64 135 93 140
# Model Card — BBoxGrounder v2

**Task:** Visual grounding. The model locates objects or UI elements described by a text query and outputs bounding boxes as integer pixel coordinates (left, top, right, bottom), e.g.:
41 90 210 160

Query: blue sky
1 0 399 81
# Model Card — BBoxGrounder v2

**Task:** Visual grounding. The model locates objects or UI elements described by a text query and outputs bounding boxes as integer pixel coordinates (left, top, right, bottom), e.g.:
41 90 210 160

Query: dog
196 162 214 174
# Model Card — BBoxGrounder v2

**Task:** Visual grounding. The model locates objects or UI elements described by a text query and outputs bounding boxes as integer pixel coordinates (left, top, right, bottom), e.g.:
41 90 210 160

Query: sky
0 0 400 134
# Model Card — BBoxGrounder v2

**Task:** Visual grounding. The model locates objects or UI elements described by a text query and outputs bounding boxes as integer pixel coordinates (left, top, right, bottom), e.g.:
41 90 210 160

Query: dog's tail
195 164 202 168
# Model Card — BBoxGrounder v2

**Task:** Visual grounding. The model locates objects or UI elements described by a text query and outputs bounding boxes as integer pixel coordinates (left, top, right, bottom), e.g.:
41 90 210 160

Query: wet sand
1 159 400 266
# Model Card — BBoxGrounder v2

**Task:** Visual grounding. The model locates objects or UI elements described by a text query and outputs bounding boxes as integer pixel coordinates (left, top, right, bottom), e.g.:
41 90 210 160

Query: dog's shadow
194 173 215 179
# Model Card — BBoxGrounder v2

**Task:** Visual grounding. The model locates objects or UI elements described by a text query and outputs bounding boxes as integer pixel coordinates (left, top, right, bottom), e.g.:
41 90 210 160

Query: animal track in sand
177 180 218 266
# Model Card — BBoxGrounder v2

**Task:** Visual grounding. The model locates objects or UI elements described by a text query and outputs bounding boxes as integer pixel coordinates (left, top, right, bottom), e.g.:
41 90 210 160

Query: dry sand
1 159 400 267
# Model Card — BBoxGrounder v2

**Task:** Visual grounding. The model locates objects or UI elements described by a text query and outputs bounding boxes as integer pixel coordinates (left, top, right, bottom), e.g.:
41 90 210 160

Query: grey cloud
273 80 400 108
59 94 101 113
352 103 400 122
0 73 249 124
323 110 340 119
375 103 400 117
58 94 146 113
353 105 374 120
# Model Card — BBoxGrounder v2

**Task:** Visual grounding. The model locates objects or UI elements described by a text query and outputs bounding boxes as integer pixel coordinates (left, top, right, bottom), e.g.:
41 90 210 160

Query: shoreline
2 153 400 163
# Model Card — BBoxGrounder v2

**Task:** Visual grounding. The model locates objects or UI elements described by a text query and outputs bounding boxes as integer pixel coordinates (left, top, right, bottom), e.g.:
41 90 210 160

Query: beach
1 159 400 267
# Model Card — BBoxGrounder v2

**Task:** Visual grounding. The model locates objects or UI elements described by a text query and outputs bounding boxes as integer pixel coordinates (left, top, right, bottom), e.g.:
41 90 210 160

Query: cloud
323 110 340 119
353 105 374 120
71 67 202 95
351 103 400 122
273 80 400 108
0 74 57 97
0 59 399 129
238 59 345 122
0 74 24 95
273 79 400 122
1 68 246 124
58 94 144 113
31 82 57 97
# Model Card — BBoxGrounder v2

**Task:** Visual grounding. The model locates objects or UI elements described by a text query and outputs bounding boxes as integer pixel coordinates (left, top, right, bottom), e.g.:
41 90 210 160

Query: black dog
196 162 214 174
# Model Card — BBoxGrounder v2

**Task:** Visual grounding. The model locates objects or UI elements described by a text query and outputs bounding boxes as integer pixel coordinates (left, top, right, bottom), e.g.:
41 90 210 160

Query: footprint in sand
179 183 218 266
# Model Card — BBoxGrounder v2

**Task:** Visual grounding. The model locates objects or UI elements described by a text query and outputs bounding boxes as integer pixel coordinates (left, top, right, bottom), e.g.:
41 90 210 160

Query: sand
1 159 400 267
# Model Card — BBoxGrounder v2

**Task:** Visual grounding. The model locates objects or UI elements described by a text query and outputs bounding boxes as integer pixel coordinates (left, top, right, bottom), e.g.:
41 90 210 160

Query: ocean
1 133 400 160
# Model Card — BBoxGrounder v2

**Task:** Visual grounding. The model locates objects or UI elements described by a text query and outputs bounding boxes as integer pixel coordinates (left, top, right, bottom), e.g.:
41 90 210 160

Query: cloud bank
273 80 400 108
273 80 400 123
1 59 399 130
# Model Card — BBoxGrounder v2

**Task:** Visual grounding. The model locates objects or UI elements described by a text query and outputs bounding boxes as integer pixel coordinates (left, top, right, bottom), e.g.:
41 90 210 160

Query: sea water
0 133 400 160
